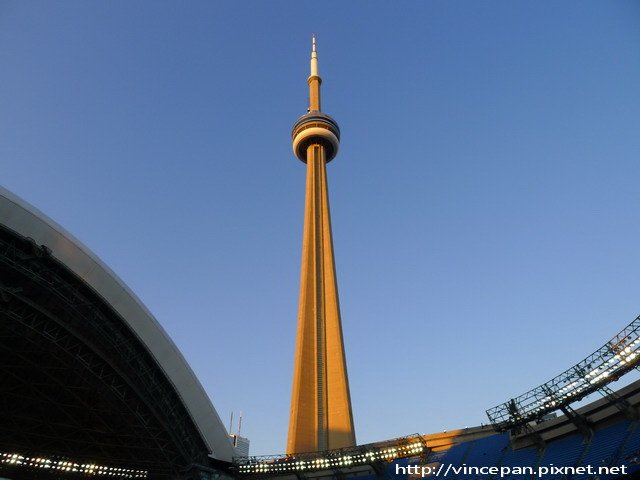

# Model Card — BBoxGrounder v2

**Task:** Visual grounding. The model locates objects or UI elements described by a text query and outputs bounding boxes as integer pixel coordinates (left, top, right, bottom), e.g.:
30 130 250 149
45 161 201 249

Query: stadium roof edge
0 185 237 462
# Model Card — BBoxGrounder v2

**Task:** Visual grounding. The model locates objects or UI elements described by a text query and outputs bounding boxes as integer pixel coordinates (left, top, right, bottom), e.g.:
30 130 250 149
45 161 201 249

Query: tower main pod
287 37 356 454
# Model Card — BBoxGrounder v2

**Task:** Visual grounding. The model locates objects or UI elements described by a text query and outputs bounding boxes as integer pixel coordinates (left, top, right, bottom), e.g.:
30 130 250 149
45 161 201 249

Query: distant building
230 434 250 457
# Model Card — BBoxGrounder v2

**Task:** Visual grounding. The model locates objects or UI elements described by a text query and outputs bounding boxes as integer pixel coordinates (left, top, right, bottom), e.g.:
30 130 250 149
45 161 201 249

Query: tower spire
288 36 355 454
310 34 318 74
308 34 321 112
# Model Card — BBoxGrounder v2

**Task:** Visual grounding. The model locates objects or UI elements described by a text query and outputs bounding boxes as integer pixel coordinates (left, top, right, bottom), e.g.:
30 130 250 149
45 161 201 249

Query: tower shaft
287 144 355 454
287 37 355 454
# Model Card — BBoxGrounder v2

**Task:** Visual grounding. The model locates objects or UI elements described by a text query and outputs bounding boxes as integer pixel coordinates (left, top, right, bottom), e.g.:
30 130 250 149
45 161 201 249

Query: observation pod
292 112 341 163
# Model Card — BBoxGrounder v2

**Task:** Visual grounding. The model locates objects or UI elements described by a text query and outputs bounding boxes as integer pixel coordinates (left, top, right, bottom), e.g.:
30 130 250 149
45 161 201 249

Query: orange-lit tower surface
287 36 356 454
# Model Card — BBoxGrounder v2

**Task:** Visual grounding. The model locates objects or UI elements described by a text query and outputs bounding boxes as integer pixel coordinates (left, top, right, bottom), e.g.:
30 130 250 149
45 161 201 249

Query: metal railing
486 314 640 431
232 434 426 476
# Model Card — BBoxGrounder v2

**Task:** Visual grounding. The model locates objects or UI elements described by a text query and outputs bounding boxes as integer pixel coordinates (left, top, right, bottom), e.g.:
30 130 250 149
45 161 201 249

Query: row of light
237 441 424 475
0 452 148 478
509 338 640 420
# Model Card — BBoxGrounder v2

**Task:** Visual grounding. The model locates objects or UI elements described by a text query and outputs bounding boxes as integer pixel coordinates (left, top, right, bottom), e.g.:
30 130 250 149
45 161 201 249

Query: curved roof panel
0 186 236 462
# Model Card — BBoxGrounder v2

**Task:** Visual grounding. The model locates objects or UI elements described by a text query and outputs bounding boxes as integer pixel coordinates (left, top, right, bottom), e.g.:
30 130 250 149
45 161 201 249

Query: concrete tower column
287 36 356 454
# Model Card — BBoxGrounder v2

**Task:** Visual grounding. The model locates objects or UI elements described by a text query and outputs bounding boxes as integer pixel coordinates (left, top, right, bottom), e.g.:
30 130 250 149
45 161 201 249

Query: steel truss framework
486 314 640 431
231 434 427 478
0 225 221 479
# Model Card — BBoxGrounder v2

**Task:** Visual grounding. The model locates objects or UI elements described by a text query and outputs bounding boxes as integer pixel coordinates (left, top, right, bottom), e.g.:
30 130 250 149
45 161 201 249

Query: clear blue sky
2 1 640 455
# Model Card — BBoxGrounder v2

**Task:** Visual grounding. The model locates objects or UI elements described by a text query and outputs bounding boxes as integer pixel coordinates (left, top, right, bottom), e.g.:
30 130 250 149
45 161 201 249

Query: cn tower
287 36 356 454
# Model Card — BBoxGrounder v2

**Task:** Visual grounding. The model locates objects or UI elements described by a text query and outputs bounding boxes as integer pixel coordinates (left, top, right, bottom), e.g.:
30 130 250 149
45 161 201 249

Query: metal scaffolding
486 314 640 431
0 225 218 479
231 434 426 478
